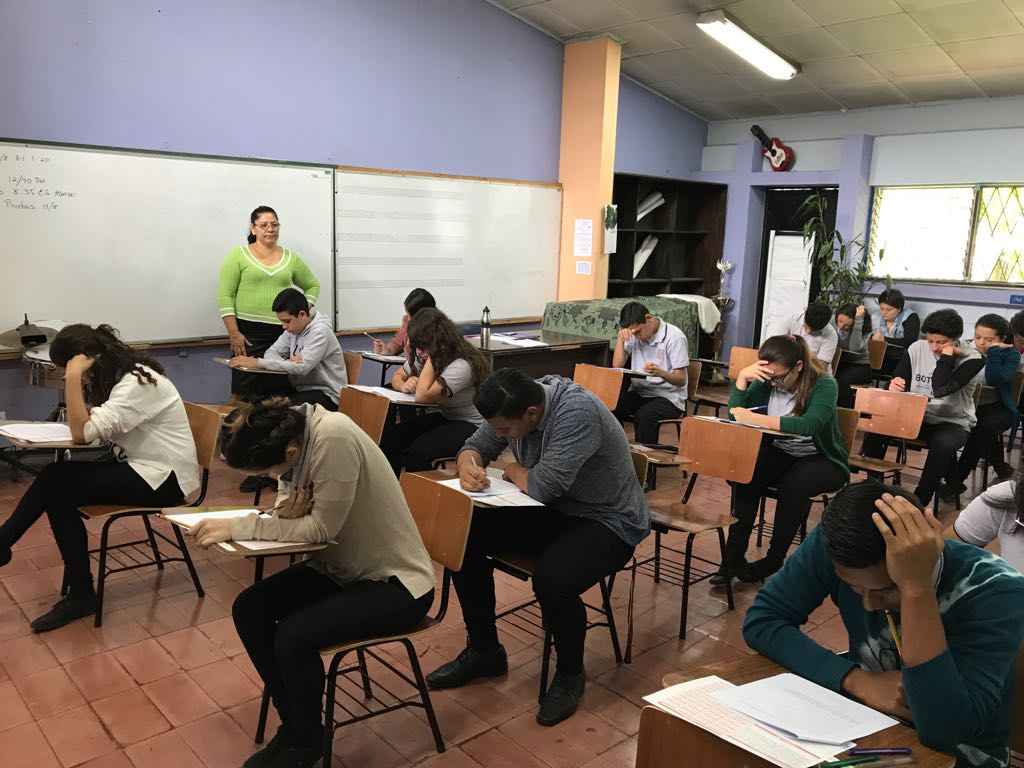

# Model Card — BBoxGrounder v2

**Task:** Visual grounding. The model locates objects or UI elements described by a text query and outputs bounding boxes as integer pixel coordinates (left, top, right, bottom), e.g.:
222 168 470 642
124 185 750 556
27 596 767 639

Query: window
868 184 1024 285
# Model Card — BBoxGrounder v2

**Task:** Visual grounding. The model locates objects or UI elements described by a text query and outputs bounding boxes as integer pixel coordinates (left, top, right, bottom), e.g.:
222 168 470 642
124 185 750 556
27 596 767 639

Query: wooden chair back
831 346 843 372
339 386 391 444
727 347 759 381
400 473 473 572
1012 371 1024 406
630 450 650 488
836 407 860 457
972 380 983 407
1012 645 1024 756
867 337 887 370
854 387 927 441
573 363 625 411
678 417 761 485
183 402 223 471
686 360 702 401
343 351 363 385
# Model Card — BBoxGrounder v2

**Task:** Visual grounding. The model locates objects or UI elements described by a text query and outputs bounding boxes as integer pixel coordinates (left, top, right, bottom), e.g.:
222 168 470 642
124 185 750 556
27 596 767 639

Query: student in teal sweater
744 481 1024 768
714 334 849 584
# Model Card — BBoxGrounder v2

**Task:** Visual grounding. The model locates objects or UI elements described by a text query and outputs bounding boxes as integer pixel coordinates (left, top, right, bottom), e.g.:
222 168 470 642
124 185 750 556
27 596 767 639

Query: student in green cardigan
712 334 849 585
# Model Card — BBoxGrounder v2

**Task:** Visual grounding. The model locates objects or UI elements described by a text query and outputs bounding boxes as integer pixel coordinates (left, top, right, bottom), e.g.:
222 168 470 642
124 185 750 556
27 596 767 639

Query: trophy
710 261 734 383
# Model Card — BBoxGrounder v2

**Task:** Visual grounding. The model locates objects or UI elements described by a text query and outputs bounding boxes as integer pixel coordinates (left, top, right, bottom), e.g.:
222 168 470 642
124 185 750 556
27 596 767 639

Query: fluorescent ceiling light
696 11 798 80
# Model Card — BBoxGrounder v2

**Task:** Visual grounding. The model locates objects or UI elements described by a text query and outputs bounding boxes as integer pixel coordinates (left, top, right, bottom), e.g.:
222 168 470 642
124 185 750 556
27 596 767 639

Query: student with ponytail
712 334 849 584
193 398 434 768
0 324 199 632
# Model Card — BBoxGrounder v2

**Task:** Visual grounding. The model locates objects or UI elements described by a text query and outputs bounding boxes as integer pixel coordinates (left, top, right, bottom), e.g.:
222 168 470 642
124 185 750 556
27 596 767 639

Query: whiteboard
760 231 814 343
0 142 334 343
335 169 561 329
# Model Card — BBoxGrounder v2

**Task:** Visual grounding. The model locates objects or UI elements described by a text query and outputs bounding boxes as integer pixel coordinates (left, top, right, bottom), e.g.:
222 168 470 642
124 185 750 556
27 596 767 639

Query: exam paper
163 509 264 529
0 423 73 443
348 385 418 403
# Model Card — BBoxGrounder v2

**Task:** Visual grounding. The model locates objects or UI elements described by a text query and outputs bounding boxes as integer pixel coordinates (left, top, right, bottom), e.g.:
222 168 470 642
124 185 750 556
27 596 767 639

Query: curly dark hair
219 397 305 470
406 308 490 394
49 324 165 406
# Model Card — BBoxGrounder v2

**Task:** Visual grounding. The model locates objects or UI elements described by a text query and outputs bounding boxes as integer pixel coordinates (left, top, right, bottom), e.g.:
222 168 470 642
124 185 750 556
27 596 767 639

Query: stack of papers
633 235 659 278
359 351 406 364
490 334 548 348
438 469 544 508
162 508 318 552
0 422 73 443
348 384 417 403
637 191 665 223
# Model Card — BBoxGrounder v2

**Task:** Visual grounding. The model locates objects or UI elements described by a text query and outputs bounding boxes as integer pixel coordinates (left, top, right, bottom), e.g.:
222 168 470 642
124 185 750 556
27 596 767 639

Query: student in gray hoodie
833 303 873 408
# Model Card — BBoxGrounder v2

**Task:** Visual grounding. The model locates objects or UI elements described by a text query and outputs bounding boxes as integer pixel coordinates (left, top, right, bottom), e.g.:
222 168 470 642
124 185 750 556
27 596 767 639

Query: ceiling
488 0 1024 120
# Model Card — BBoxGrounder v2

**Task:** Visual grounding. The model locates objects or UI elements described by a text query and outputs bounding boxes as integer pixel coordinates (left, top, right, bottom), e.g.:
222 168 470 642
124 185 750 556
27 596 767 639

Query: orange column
557 37 621 300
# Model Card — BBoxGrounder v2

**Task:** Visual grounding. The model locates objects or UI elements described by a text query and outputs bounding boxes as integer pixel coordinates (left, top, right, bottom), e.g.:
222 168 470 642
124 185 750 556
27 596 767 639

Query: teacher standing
218 205 321 401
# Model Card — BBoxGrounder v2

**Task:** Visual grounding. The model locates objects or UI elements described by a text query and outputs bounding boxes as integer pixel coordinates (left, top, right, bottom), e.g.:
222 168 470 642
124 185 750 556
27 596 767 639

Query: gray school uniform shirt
402 357 483 426
954 481 1024 575
905 339 982 430
458 375 650 546
258 309 347 403
623 318 689 410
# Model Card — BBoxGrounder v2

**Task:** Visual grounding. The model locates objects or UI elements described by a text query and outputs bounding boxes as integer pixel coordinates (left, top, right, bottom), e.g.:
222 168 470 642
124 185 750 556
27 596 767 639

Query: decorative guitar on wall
751 125 794 171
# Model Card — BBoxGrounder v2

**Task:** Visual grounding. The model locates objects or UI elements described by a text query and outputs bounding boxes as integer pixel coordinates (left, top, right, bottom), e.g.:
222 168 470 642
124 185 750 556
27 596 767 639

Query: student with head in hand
611 301 689 445
194 398 435 768
380 307 488 476
861 309 984 506
950 475 1024 574
424 368 649 726
772 301 839 373
744 480 1024 768
714 334 848 584
228 288 346 411
956 314 1020 482
871 288 920 375
0 324 199 632
832 303 873 408
371 287 436 357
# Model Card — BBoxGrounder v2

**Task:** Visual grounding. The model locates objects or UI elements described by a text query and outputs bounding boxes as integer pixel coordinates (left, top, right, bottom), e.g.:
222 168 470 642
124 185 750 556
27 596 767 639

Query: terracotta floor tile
366 707 448 764
0 603 32 641
497 710 609 768
0 721 62 768
111 638 180 684
142 671 220 726
0 678 34 733
418 747 484 767
196 616 246 657
91 616 149 651
187 658 260 709
599 735 638 768
224 697 280 741
436 681 525 728
122 598 192 636
124 730 205 768
37 704 117 767
64 652 135 702
0 633 59 677
460 729 549 768
154 626 226 670
177 712 255 768
12 664 86 719
92 688 171 746
579 681 642 736
43 622 107 664
331 724 413 768
77 751 133 768
163 593 230 625
3 568 60 603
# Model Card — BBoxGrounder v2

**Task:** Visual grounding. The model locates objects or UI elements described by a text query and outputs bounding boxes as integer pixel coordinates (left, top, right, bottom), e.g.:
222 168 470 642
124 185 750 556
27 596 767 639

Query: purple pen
749 405 767 412
847 748 913 756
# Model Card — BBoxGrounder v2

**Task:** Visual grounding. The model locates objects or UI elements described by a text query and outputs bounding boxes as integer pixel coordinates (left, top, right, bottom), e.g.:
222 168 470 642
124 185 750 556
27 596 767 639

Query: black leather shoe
244 727 291 768
709 559 752 588
0 543 11 568
31 592 97 633
536 669 585 726
994 463 1015 480
426 645 508 690
746 558 781 582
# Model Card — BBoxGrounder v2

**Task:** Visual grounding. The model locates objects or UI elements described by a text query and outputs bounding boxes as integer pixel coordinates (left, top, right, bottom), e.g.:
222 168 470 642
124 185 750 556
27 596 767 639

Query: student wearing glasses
712 334 849 584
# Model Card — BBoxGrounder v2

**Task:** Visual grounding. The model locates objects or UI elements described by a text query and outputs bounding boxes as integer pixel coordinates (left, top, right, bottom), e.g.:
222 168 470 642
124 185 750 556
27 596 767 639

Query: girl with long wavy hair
380 307 490 475
713 334 849 584
0 324 198 632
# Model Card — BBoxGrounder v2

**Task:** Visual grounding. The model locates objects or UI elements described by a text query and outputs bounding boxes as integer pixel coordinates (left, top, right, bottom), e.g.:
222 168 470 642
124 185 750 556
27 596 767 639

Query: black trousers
379 412 477 476
231 318 295 399
725 444 847 571
0 461 183 594
613 390 683 445
958 401 1014 478
862 421 968 505
834 362 872 409
232 564 433 748
452 507 634 675
289 389 338 411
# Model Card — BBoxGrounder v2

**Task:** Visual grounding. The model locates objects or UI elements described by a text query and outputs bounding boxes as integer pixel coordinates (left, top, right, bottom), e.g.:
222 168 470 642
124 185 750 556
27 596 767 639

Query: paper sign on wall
573 218 593 257
575 260 592 275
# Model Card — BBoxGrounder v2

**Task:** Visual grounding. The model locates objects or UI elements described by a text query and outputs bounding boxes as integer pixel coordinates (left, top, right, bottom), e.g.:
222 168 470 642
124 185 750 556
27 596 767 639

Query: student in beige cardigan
192 399 434 768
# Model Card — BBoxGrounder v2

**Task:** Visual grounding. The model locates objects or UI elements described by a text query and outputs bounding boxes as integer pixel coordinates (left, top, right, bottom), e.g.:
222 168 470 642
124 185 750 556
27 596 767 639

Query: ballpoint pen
820 756 879 768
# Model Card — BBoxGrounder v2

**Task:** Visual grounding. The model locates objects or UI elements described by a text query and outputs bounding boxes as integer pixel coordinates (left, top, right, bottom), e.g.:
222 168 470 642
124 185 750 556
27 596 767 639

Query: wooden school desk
468 330 609 379
636 656 955 768
0 419 103 477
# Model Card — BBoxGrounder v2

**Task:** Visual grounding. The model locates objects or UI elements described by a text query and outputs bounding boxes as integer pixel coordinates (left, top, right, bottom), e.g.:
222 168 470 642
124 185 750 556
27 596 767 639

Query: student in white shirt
381 308 488 475
611 301 689 445
951 479 1024 574
773 302 838 373
0 324 198 633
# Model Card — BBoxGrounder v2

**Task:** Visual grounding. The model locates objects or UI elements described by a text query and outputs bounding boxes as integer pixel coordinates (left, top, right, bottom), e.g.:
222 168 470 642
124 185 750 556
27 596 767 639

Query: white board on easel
760 231 814 343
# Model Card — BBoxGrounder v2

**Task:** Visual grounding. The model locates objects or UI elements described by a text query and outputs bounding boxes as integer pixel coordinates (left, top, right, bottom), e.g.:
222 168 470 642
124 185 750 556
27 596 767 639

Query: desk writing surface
0 420 96 450
213 358 289 375
469 330 608 379
657 657 954 768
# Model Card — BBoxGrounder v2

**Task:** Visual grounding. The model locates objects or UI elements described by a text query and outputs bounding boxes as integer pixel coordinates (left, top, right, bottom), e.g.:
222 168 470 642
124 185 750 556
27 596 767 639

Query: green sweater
728 375 849 475
744 528 1024 767
217 245 321 324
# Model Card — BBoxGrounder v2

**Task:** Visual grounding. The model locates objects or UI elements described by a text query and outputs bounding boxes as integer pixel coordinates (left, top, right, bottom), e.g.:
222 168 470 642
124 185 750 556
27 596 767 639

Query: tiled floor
0 431 987 768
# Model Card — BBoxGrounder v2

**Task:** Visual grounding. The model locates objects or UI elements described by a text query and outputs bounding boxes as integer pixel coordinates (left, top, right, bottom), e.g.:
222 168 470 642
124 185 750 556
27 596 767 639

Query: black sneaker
994 462 1015 480
267 742 321 768
30 592 97 633
709 559 753 588
244 727 290 768
536 669 586 726
425 645 508 690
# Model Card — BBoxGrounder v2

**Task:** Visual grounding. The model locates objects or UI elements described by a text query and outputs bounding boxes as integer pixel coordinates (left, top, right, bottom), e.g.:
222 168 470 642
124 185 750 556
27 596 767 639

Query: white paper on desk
359 352 406 364
0 423 73 442
348 384 417 403
644 676 849 768
230 539 314 551
212 357 260 372
712 673 898 745
163 509 265 529
693 414 763 430
437 476 521 498
490 334 548 349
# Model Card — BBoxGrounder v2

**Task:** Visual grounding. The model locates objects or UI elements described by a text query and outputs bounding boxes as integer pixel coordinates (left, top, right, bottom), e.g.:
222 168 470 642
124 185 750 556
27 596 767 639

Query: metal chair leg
94 518 116 628
755 497 766 548
653 529 662 582
538 628 554 703
599 576 622 664
255 687 271 743
356 649 372 698
172 524 205 598
403 639 445 753
717 527 734 610
678 533 696 639
142 514 164 570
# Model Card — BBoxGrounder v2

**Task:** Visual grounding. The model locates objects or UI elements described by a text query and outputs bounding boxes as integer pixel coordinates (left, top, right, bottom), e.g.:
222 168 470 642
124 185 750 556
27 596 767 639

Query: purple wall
0 0 563 181
615 78 707 177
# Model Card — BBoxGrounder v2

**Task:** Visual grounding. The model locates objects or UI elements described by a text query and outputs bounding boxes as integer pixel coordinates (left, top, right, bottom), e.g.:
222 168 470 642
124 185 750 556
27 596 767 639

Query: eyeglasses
767 368 793 385
254 222 280 230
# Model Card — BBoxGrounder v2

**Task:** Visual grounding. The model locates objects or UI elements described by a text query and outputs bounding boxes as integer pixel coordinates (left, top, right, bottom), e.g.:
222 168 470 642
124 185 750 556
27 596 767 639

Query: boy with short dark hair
773 301 839 372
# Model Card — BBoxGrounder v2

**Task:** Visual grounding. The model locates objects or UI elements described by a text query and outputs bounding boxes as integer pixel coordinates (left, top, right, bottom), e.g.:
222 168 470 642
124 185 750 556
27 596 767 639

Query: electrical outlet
0 411 6 420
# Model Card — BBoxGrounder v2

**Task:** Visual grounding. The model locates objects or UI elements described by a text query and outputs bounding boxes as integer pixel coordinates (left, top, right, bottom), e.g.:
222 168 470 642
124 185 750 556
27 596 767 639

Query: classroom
2 1 1024 767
